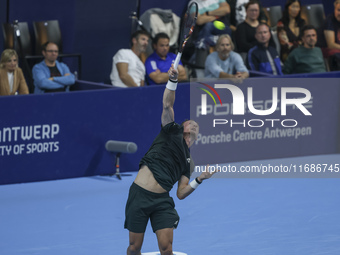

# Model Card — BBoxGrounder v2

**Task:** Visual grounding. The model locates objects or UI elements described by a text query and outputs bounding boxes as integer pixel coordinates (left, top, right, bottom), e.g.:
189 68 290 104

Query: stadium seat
2 21 32 57
138 8 181 57
262 6 282 28
2 21 35 92
300 4 325 29
33 20 63 54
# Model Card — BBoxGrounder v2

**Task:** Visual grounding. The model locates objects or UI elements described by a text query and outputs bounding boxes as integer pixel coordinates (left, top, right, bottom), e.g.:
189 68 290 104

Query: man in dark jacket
247 23 283 75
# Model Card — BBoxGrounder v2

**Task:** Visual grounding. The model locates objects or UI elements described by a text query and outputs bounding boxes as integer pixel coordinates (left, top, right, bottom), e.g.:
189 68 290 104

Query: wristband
189 178 201 189
166 79 178 91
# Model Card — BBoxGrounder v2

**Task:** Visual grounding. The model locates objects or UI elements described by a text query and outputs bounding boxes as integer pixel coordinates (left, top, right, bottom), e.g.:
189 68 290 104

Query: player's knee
160 249 173 255
159 243 173 255
127 243 142 254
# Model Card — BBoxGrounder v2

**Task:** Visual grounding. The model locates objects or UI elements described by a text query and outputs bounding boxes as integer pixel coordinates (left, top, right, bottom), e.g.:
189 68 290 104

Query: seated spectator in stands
191 0 232 49
247 23 283 75
32 42 75 94
0 49 29 96
235 0 261 54
277 0 306 62
145 33 187 85
205 34 249 80
228 0 267 32
323 0 340 70
283 25 326 74
110 30 149 87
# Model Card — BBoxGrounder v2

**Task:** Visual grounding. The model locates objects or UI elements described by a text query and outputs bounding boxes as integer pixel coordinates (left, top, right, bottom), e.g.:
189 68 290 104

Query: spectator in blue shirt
32 42 75 94
204 34 249 80
145 33 187 85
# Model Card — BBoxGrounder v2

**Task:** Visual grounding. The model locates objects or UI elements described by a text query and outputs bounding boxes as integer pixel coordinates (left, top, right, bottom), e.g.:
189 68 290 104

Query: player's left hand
198 164 219 182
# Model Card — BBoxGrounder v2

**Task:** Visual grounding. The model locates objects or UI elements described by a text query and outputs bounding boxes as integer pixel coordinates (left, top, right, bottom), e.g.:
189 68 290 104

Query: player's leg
151 195 179 255
127 231 145 255
125 183 149 254
155 228 174 255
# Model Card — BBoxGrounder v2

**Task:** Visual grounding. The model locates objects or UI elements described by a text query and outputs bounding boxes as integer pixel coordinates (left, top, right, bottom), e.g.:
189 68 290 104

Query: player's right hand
168 64 178 81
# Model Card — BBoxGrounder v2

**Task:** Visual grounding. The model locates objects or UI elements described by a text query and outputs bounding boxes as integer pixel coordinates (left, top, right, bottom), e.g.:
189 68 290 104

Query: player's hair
130 30 150 46
152 32 170 45
181 120 199 129
216 34 235 51
181 119 190 126
0 49 18 68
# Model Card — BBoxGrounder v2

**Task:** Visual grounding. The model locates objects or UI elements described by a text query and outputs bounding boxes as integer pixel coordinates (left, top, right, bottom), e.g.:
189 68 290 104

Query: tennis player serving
124 65 217 255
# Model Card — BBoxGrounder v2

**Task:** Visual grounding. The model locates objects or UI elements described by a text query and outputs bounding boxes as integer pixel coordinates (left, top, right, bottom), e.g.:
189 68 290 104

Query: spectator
145 33 187 85
228 0 267 32
32 42 75 94
110 30 150 87
277 0 306 62
283 25 326 74
205 34 249 80
248 23 283 75
0 49 29 96
191 0 232 49
235 0 261 54
323 0 340 70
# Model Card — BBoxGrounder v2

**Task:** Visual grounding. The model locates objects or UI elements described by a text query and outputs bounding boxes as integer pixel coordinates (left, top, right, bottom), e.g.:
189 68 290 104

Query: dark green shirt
139 122 191 192
283 46 326 74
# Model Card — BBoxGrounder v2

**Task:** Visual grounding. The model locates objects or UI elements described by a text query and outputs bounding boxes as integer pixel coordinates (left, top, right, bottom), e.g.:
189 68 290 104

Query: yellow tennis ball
213 20 225 30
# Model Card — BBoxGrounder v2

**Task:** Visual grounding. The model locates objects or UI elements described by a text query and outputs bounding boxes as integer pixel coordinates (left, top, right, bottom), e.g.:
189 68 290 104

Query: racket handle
173 52 182 70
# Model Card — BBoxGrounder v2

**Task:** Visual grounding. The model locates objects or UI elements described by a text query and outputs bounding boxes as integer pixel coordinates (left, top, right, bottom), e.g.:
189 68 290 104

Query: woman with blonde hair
0 49 29 96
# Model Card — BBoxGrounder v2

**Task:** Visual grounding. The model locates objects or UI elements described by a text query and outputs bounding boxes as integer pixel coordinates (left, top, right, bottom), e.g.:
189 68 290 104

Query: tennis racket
173 1 198 69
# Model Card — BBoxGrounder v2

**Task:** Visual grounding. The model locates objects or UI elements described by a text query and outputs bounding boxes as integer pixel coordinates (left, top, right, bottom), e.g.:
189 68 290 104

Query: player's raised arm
161 66 178 127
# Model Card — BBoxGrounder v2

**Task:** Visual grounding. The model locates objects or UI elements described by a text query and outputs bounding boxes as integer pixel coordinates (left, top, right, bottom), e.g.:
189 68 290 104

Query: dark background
0 0 334 83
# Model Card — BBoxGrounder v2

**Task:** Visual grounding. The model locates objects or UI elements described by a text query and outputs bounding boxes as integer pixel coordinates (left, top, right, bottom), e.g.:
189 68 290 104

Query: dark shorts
124 182 179 233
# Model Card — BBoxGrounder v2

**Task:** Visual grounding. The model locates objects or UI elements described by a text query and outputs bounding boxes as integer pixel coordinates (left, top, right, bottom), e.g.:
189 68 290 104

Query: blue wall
0 83 190 185
0 0 335 82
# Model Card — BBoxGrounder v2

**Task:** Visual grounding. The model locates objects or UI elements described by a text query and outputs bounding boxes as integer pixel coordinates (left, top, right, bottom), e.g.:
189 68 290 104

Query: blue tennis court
1 154 340 255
